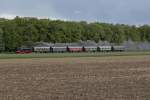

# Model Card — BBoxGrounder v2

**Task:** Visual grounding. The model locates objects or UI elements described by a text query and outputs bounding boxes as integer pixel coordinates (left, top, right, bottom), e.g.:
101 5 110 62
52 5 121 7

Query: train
16 45 125 54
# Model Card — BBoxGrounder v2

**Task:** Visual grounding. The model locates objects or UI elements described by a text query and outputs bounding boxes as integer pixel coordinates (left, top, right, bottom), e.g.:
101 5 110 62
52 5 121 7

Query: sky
0 0 150 25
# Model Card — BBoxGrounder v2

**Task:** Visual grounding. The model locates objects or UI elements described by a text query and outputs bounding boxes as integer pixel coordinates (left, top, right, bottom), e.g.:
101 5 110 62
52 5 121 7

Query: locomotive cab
16 48 32 54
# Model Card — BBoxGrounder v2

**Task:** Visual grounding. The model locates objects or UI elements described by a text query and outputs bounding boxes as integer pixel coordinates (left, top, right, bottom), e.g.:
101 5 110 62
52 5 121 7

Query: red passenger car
68 46 83 52
16 48 32 54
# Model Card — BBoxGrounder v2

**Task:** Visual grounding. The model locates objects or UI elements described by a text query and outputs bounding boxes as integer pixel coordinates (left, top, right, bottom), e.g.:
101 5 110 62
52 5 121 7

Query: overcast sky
0 0 149 25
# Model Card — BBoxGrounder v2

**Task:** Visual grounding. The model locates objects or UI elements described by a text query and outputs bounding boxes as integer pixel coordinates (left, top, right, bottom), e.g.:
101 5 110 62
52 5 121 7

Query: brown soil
0 56 150 100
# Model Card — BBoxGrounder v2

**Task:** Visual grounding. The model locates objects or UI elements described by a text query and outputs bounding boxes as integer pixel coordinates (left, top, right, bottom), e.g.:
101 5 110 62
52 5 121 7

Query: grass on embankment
0 51 150 59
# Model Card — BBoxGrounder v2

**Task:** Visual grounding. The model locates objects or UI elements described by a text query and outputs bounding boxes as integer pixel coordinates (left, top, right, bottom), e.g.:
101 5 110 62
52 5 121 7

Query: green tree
0 17 149 52
110 25 125 44
0 28 5 52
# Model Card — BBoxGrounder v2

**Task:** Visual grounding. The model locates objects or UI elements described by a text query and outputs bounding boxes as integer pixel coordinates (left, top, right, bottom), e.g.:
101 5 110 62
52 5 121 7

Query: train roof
68 46 83 48
33 42 54 47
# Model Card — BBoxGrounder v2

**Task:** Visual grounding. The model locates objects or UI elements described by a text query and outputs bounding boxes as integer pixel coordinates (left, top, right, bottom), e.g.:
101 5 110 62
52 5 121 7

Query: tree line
0 16 150 51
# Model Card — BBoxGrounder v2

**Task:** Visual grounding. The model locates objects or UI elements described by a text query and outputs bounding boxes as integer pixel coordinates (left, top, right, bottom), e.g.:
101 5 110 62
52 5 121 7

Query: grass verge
0 51 150 59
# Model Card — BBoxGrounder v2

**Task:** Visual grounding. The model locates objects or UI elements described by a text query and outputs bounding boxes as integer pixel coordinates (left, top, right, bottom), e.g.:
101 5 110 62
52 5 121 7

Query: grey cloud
0 0 150 24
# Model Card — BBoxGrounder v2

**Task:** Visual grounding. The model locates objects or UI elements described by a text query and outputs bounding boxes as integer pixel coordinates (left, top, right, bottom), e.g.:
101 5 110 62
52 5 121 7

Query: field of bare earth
0 55 150 100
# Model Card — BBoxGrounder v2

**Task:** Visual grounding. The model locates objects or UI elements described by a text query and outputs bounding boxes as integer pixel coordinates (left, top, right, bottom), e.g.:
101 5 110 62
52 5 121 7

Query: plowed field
0 55 150 100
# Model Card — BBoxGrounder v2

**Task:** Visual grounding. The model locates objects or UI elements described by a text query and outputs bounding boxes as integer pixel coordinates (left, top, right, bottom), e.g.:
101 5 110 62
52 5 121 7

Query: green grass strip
0 51 150 59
